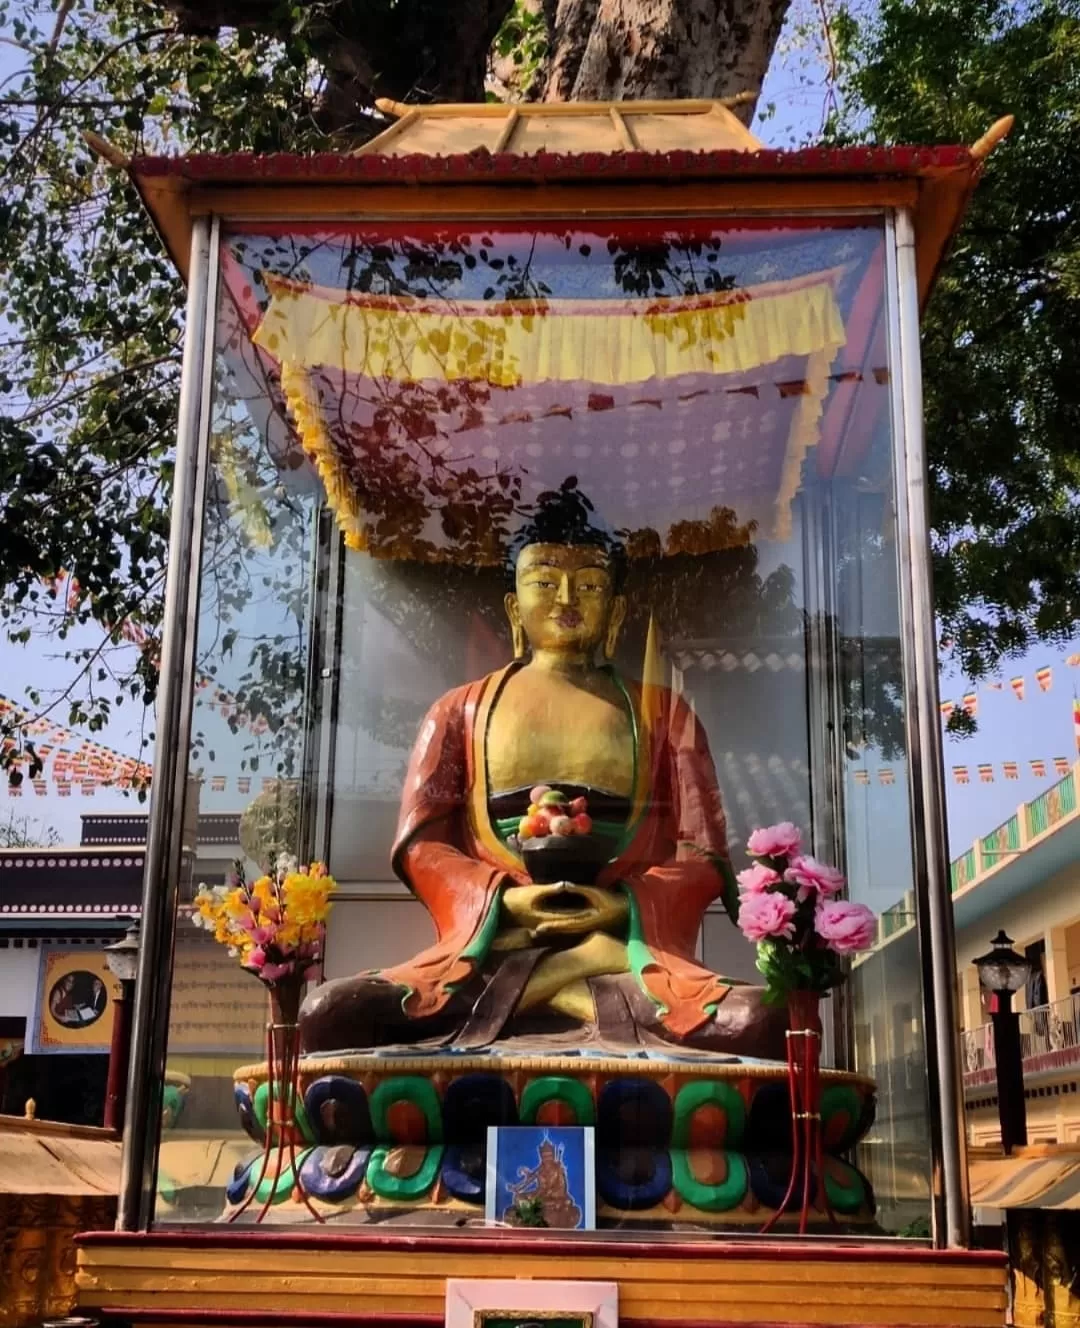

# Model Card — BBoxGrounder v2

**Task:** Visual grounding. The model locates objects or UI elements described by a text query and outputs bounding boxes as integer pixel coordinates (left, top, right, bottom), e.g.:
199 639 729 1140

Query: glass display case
109 105 987 1258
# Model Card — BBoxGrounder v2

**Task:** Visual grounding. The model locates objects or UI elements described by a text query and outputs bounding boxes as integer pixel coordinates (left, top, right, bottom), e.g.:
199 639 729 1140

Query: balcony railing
1020 991 1080 1063
963 992 1080 1083
1026 770 1076 840
963 1022 996 1077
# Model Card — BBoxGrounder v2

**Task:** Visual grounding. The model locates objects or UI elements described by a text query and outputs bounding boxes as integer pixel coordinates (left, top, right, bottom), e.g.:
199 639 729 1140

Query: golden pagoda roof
358 97 763 157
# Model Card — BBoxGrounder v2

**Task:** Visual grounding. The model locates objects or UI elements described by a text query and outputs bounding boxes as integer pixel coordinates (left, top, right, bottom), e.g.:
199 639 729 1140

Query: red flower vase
229 976 323 1223
758 989 838 1235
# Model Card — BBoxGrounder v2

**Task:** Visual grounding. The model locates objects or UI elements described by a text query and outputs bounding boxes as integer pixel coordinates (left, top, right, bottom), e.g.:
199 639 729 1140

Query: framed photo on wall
28 947 117 1054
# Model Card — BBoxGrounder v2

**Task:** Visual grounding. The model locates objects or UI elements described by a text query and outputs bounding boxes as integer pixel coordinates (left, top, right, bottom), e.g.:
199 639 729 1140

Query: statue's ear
603 595 628 661
505 591 526 660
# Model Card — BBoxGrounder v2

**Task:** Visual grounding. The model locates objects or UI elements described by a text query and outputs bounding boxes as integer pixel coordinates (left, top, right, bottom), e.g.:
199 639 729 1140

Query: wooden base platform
75 1230 1007 1328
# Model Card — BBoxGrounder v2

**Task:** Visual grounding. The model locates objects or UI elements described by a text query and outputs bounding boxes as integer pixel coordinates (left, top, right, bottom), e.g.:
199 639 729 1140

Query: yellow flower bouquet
193 855 336 985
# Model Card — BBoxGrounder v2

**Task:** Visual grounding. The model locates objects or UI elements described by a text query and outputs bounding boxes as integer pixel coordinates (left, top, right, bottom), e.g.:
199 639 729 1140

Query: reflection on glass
156 218 929 1237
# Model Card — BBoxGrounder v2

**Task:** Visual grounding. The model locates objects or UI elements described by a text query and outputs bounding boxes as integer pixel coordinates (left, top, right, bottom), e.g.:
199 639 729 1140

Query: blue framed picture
485 1125 595 1230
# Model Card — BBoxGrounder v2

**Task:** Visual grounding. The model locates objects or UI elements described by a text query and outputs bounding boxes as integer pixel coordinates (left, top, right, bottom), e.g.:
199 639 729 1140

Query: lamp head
104 916 141 984
973 929 1031 995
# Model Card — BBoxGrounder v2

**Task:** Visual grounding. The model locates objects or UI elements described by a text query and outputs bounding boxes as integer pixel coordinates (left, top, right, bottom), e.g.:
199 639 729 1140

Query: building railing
979 813 1021 871
962 1022 995 1076
1020 991 1080 1062
951 847 978 895
1026 770 1076 840
963 992 1080 1081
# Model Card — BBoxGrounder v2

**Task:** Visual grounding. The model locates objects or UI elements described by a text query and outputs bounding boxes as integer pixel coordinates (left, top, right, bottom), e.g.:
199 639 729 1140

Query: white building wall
323 897 436 980
955 860 1080 967
0 943 41 1020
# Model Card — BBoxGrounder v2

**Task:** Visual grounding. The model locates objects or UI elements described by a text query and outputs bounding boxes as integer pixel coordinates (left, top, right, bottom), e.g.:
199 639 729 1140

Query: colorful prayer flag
878 768 895 786
954 766 970 784
986 681 1004 691
1054 756 1070 776
1011 676 1025 701
978 764 994 783
238 776 251 794
940 700 955 719
1031 759 1047 778
1036 666 1053 692
1003 762 1019 780
962 693 978 717
1074 697 1080 754
1068 653 1080 666
210 775 226 793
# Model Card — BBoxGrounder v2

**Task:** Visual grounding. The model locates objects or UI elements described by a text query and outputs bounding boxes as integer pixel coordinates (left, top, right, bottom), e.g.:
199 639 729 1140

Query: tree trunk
540 0 790 120
163 0 517 133
162 0 790 133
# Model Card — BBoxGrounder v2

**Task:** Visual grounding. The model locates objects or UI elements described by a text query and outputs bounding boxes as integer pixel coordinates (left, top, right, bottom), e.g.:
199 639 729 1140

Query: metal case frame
117 204 968 1247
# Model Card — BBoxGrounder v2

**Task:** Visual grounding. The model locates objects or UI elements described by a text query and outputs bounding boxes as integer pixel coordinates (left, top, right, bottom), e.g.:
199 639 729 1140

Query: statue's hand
502 882 628 939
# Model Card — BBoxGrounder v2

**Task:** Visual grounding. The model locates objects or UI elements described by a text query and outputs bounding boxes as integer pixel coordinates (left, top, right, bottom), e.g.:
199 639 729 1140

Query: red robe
384 663 737 1038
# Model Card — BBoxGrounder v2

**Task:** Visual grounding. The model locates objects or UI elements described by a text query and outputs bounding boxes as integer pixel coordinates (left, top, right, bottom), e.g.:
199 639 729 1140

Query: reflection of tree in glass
190 362 311 787
198 229 903 799
833 485 906 761
609 234 737 298
233 230 742 566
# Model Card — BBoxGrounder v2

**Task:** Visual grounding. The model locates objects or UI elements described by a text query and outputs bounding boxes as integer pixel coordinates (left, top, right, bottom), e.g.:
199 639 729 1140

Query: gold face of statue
505 542 626 660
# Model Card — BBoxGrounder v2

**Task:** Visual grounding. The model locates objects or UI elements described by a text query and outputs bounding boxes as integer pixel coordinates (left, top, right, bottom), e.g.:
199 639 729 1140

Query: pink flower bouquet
735 823 877 1002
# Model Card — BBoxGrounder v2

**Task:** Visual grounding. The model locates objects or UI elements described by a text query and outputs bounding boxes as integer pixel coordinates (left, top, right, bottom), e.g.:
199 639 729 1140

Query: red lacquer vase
229 976 323 1223
759 988 837 1235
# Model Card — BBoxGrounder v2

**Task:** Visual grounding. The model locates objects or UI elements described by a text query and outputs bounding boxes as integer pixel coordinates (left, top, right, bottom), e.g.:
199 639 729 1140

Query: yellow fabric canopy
250 271 848 558
253 274 845 388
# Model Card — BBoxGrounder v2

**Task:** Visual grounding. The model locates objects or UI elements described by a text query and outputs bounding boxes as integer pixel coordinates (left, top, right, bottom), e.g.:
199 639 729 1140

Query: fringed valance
246 271 847 559
252 274 845 388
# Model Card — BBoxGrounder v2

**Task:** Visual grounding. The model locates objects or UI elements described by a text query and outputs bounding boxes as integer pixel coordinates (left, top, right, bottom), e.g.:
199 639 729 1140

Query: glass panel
155 215 929 1236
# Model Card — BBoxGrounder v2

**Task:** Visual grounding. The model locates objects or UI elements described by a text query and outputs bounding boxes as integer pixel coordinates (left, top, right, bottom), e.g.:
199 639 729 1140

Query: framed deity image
485 1126 596 1230
446 1279 617 1328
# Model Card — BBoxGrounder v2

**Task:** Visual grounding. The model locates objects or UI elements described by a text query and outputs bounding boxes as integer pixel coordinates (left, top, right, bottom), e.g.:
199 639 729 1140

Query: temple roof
0 847 145 921
90 101 1013 307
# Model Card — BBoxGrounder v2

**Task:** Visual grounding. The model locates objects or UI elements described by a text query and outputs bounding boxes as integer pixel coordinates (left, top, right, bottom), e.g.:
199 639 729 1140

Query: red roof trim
129 145 973 186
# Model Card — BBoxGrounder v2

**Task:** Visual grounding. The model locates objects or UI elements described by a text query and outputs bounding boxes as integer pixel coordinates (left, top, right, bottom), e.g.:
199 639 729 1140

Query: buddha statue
299 484 786 1060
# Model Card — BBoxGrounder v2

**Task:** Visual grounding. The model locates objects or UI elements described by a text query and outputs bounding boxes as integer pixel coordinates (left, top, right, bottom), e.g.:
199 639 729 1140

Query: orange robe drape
385 664 738 1038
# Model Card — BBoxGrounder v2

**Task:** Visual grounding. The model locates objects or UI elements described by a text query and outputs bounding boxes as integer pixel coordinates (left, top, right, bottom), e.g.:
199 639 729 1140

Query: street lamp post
103 918 141 1133
973 929 1032 1155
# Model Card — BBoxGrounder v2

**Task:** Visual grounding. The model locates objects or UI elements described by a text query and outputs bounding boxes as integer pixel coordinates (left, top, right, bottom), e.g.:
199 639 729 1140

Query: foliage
508 1196 548 1226
835 0 1080 719
490 0 548 99
0 810 61 847
0 1 341 770
0 0 789 778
